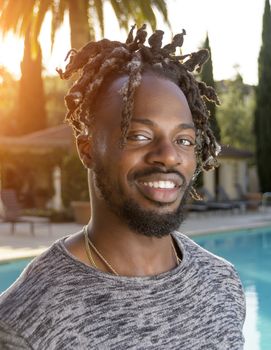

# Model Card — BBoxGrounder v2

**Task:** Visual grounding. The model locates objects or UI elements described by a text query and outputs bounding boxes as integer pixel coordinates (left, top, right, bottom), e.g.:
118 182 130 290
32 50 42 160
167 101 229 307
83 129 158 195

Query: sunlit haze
0 0 266 85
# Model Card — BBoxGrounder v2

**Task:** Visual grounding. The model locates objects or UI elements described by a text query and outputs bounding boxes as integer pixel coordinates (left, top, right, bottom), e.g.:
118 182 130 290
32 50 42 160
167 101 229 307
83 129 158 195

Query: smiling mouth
140 180 178 189
136 178 183 204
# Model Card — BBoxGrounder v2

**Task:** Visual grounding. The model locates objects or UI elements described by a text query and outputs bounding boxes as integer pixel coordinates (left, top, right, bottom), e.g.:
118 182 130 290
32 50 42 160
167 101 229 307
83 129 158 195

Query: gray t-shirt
0 231 246 349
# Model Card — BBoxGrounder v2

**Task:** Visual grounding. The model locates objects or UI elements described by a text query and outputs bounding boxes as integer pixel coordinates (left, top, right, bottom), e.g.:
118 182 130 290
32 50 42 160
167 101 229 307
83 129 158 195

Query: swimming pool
0 226 270 350
193 226 271 350
0 257 33 292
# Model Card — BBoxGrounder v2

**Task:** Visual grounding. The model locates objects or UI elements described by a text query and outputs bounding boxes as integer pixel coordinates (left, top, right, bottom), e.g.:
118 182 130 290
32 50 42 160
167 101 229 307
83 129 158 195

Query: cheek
92 130 122 172
92 131 113 159
115 150 146 186
183 152 197 177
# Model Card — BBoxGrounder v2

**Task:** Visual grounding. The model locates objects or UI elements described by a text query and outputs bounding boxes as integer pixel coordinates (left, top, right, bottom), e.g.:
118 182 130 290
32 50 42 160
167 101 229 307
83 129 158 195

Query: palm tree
0 0 170 51
0 0 170 135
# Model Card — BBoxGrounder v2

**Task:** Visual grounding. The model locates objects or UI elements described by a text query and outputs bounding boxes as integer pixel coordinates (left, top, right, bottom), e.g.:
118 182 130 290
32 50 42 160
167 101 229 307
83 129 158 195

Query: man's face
89 74 197 237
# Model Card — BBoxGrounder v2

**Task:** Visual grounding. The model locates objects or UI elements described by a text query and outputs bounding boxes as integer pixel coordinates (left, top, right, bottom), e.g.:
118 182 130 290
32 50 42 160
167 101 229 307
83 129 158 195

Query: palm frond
93 0 104 37
0 0 37 38
51 0 67 51
32 0 50 38
31 0 51 57
109 0 170 33
137 0 156 30
0 0 24 34
151 0 169 24
88 4 96 41
120 0 132 14
110 0 129 30
19 0 36 36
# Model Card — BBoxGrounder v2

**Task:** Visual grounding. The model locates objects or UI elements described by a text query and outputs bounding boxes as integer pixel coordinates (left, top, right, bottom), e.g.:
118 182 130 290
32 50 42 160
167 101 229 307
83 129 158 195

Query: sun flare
0 34 24 78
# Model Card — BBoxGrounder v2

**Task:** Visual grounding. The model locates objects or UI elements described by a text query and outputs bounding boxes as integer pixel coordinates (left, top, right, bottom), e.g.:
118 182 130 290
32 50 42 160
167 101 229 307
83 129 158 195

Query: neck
86 210 179 277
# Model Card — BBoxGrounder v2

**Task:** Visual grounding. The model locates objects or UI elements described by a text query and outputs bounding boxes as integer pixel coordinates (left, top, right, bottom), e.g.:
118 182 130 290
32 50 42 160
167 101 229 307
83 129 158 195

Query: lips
135 173 185 203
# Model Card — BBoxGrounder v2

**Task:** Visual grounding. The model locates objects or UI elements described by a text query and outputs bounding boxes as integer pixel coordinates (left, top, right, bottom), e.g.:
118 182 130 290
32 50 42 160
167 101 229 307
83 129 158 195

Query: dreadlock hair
57 25 221 172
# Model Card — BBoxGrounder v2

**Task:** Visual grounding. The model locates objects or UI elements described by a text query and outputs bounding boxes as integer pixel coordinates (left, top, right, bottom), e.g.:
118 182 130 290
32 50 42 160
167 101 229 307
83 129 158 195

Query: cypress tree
255 0 271 192
15 30 47 135
200 34 221 141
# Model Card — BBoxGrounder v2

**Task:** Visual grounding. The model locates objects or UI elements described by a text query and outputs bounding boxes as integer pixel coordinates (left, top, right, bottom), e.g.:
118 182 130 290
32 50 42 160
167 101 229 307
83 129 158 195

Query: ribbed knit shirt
0 231 246 349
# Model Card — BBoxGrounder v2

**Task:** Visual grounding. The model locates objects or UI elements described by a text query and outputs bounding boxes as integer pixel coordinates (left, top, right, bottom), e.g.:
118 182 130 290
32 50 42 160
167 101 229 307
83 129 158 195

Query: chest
29 279 242 349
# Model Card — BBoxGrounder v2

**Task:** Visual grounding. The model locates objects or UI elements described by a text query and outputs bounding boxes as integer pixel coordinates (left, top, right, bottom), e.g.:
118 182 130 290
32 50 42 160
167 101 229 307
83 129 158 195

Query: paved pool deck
0 209 271 262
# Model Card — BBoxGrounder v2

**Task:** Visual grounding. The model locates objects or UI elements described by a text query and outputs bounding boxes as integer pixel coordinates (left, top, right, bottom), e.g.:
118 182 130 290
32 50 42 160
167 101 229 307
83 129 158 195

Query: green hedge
61 153 89 207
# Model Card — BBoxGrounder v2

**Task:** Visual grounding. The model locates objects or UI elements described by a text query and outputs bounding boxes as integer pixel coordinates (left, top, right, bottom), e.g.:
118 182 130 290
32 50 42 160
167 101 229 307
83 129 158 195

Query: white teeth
142 181 175 189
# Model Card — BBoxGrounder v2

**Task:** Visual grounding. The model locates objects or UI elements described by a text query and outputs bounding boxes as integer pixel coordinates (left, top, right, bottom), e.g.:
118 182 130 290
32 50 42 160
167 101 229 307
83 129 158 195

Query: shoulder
174 231 243 285
174 231 235 269
0 239 68 328
1 239 63 293
174 231 246 322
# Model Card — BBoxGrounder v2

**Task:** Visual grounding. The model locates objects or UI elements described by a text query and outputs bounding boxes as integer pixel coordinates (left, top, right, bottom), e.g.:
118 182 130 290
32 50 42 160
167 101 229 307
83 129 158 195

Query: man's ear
76 135 93 169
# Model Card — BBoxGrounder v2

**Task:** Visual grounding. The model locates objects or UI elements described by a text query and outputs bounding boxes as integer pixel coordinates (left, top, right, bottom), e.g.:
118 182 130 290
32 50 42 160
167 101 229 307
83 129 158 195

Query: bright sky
0 0 266 85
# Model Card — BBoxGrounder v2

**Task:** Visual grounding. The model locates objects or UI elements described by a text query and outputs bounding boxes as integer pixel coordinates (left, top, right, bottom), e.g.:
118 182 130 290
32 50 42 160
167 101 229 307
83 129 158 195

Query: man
0 26 245 349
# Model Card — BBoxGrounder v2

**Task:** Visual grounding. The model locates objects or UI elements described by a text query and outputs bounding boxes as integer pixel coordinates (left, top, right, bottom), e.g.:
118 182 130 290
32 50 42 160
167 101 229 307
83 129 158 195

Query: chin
117 198 186 238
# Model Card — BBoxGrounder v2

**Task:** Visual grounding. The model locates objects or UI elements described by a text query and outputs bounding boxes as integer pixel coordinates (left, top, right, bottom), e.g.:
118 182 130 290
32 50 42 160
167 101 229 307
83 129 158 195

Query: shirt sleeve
232 266 246 326
229 266 247 349
0 320 32 350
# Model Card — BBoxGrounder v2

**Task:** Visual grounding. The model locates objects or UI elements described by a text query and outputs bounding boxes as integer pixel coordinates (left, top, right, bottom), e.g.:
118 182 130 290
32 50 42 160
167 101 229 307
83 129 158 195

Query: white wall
219 160 235 198
203 169 215 197
203 158 249 199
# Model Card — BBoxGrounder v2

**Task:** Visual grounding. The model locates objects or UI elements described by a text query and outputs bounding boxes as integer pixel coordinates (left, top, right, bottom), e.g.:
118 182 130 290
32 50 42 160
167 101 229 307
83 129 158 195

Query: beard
93 162 192 238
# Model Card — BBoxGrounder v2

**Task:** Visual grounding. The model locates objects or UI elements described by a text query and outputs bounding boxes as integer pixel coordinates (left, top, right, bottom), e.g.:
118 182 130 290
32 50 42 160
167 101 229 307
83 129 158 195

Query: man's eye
128 134 150 141
176 138 195 147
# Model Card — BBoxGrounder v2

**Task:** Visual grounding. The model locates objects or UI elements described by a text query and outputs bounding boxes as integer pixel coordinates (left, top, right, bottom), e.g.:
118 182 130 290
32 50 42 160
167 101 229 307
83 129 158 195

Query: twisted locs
57 25 221 172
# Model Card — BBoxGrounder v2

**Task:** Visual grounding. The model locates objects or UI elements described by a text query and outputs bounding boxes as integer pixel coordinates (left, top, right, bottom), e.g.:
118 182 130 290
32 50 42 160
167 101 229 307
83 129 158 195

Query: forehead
94 73 193 128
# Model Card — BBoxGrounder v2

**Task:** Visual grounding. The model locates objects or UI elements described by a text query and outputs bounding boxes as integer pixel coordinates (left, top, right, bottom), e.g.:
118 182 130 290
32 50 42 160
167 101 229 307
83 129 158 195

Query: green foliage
200 35 221 141
0 0 170 53
216 75 255 152
0 151 62 208
254 0 271 192
61 153 89 207
44 76 69 127
0 0 170 134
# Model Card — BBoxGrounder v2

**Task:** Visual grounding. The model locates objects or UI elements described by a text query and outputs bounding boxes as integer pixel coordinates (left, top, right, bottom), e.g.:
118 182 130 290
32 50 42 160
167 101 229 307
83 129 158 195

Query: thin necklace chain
171 240 181 264
83 226 180 276
84 227 97 267
84 226 119 275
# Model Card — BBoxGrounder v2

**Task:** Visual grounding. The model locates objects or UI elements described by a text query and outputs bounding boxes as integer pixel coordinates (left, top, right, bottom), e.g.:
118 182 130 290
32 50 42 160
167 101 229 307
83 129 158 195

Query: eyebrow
132 118 196 131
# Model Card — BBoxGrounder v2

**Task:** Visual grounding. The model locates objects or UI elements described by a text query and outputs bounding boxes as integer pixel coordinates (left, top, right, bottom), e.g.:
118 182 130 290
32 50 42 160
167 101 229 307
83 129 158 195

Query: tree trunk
16 30 46 135
68 0 92 49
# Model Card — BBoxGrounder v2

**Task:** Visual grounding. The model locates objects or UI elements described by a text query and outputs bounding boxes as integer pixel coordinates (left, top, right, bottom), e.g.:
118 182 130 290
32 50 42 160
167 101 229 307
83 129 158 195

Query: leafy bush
61 153 89 207
49 209 74 222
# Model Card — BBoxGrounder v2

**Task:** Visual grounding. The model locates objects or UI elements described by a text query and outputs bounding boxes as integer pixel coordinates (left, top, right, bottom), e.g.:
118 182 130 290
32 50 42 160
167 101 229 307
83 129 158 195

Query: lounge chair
184 201 208 213
0 189 51 235
198 187 235 211
217 186 247 212
235 183 262 210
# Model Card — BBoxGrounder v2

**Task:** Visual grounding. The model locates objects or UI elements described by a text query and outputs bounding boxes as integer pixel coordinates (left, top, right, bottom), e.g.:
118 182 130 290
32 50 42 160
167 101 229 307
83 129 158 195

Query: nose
145 138 181 168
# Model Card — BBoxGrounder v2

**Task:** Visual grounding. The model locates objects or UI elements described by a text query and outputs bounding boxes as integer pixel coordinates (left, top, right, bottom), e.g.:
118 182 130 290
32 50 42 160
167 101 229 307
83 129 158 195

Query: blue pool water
0 227 270 349
0 258 33 292
193 226 271 350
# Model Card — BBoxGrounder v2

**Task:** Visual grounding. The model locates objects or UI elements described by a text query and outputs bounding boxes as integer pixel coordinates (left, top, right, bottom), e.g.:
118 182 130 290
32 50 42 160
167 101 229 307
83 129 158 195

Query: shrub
61 153 89 207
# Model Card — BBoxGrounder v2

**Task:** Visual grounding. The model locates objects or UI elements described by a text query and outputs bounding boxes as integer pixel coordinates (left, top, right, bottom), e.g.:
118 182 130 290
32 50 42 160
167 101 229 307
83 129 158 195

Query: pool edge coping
187 221 271 236
1 222 271 263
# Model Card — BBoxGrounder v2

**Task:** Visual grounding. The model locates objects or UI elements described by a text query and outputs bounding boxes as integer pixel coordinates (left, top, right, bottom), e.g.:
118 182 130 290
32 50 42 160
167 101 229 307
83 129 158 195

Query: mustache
131 166 187 186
